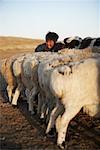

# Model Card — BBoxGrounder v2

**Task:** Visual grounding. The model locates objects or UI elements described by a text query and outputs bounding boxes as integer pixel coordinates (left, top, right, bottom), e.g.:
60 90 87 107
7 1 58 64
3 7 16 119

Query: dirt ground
0 94 100 150
0 37 100 150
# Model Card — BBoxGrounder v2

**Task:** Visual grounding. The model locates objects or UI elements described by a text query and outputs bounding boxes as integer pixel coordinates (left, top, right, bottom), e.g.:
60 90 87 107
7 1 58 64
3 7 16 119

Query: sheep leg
11 84 22 105
56 105 81 149
28 88 37 114
28 94 35 114
37 93 43 115
37 92 47 119
46 103 63 134
25 88 30 102
28 96 35 114
46 106 58 134
40 102 48 119
7 85 13 102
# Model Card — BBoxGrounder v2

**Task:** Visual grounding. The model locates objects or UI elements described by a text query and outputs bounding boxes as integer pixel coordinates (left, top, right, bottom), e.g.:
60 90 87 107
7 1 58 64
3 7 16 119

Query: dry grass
0 36 44 59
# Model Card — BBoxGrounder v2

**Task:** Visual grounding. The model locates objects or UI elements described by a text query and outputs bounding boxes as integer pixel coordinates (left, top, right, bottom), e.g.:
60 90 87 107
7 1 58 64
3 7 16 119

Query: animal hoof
58 142 65 149
30 111 35 115
40 118 45 124
12 105 18 109
46 128 56 138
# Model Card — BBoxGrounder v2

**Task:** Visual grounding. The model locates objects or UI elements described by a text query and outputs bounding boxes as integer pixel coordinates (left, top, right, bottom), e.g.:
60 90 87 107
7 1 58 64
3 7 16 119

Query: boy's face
46 40 55 49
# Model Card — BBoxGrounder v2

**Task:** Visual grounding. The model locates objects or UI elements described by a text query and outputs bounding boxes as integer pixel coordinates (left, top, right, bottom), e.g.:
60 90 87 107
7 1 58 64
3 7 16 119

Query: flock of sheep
63 36 100 49
0 37 100 149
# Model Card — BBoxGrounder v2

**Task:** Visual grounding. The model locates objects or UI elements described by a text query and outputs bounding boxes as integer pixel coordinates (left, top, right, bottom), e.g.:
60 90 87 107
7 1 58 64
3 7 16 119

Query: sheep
20 52 57 114
63 36 82 49
20 54 39 113
0 56 18 103
0 53 28 105
0 52 40 107
92 38 100 53
79 37 100 52
37 48 92 121
0 59 8 100
79 37 100 50
38 49 96 148
29 52 69 115
93 38 100 48
24 51 71 117
37 53 75 120
79 37 94 49
27 52 68 115
6 52 46 106
45 56 100 149
11 54 30 105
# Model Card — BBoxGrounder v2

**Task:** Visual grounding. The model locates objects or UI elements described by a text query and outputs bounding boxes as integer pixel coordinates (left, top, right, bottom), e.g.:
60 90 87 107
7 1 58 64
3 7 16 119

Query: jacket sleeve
35 44 46 52
53 43 65 52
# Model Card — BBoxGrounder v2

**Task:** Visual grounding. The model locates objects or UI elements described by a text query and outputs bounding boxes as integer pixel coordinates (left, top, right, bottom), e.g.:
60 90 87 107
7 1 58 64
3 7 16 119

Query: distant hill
0 36 44 51
0 36 44 58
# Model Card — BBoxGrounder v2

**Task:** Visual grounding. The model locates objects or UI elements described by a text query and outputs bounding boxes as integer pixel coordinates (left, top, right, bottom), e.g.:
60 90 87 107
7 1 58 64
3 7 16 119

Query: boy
35 32 64 52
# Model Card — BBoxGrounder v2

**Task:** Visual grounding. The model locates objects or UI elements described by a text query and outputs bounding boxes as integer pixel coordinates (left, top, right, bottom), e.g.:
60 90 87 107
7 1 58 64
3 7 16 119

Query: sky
0 0 99 40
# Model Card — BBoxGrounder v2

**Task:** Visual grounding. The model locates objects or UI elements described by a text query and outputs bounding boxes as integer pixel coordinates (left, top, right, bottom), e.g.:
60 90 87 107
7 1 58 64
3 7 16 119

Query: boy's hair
45 32 59 42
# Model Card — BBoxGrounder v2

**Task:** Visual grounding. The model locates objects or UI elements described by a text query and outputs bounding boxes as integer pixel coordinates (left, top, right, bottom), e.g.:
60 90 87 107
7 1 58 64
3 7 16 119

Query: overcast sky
0 0 99 40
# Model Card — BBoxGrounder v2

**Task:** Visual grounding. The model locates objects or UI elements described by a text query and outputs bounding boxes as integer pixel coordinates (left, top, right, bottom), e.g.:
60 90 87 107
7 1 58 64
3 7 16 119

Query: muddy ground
0 92 100 150
0 38 100 150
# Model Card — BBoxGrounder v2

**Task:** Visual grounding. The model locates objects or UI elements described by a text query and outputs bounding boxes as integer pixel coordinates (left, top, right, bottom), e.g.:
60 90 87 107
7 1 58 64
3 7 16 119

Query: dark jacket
35 42 65 52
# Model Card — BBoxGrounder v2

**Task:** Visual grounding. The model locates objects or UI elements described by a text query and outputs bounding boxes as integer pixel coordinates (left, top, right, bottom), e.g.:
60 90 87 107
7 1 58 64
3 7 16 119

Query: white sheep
25 51 68 116
38 54 71 120
0 53 28 105
45 56 100 149
21 54 39 113
11 54 29 105
38 48 92 120
0 56 18 103
21 52 55 114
